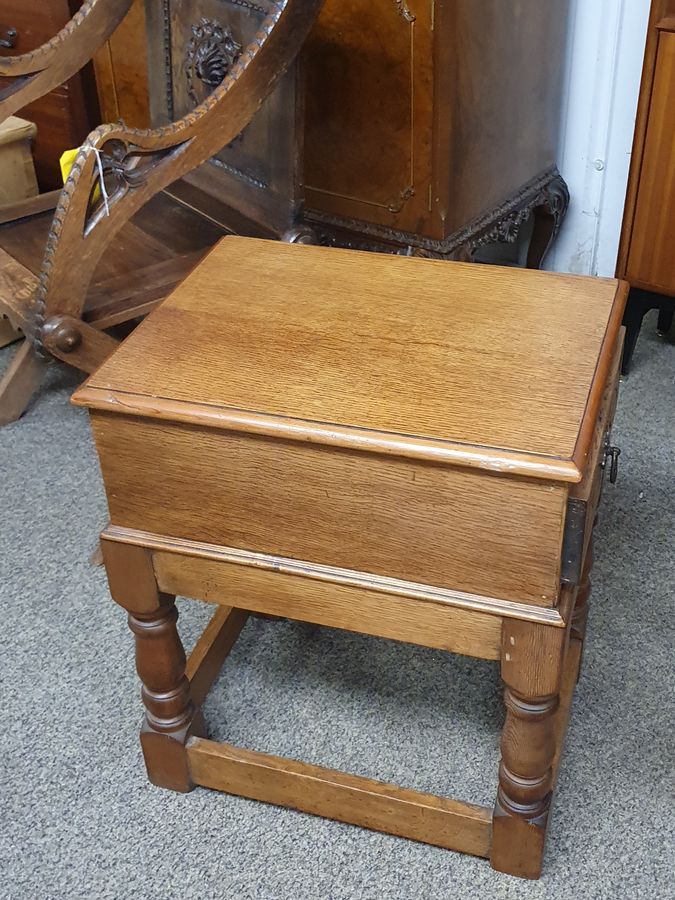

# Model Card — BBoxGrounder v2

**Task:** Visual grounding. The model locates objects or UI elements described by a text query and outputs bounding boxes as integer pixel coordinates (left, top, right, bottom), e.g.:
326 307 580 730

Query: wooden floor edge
100 526 565 627
187 738 492 858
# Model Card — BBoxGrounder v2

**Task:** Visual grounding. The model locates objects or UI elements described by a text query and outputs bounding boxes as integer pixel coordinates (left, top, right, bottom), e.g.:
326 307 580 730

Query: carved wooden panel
146 0 301 233
303 0 434 236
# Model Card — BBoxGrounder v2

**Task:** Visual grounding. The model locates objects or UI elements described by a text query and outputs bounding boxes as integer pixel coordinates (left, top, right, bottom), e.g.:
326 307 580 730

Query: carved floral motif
185 18 242 106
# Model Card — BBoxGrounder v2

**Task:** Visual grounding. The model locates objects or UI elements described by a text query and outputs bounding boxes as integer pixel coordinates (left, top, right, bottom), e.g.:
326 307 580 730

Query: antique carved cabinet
147 0 571 264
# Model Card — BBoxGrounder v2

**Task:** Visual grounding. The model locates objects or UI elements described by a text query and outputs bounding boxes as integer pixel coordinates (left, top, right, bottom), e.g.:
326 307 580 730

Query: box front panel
91 413 566 606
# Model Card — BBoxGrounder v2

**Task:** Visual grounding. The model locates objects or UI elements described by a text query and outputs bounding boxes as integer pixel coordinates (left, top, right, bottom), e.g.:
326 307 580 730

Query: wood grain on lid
73 237 626 479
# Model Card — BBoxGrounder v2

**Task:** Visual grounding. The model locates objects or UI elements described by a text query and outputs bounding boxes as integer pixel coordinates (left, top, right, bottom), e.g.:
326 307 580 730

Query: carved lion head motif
185 18 242 105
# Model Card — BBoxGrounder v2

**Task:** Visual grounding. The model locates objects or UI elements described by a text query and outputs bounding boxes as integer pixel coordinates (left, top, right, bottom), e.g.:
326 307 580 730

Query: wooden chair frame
0 0 136 226
0 0 324 424
0 0 134 421
0 0 133 122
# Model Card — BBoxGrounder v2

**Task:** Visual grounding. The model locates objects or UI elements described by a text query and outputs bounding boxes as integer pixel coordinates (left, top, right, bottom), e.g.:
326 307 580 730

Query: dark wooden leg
621 290 651 375
621 316 644 375
101 539 204 792
491 620 565 879
467 171 569 270
0 339 47 425
0 318 21 349
657 306 674 335
526 173 570 270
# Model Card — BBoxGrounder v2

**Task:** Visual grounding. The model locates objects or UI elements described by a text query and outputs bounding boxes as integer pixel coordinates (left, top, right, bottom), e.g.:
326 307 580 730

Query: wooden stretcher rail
187 738 493 858
179 583 582 872
186 605 249 707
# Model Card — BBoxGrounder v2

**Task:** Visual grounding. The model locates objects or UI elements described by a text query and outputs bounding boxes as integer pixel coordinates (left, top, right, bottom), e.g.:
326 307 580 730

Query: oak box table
72 239 627 879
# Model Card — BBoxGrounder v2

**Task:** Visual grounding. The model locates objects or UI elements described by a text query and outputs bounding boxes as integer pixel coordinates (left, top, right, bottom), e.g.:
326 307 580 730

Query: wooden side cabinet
0 0 95 190
616 0 675 371
618 0 675 296
146 0 571 266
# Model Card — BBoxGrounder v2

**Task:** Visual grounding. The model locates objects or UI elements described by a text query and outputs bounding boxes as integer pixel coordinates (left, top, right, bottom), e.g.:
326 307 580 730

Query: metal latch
602 444 621 484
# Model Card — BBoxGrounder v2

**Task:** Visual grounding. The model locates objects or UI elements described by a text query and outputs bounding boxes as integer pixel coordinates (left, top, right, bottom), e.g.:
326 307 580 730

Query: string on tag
91 146 111 218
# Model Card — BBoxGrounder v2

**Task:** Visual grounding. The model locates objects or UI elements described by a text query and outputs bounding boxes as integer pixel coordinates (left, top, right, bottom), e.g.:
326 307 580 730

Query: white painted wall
546 0 652 277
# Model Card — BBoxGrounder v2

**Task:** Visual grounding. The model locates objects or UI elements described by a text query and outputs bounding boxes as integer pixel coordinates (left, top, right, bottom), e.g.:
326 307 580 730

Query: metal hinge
560 498 587 586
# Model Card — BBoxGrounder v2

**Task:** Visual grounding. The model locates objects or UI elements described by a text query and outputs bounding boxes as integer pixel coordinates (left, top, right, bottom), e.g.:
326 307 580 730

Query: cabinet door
0 0 93 190
146 0 301 235
303 0 434 236
625 28 675 296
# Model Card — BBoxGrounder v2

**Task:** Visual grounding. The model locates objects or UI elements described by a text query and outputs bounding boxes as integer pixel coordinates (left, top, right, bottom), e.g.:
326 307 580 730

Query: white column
546 0 651 277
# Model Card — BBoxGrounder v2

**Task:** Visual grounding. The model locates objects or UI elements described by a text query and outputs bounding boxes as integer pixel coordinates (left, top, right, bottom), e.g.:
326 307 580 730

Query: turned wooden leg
491 619 565 879
130 598 206 792
0 339 48 425
101 539 204 792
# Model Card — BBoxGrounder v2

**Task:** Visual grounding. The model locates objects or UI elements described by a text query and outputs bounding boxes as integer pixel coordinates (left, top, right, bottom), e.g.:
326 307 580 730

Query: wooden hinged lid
72 237 627 483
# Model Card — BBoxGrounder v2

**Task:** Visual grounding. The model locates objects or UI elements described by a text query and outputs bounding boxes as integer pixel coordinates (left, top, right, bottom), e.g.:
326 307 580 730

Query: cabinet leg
492 691 558 878
526 174 570 270
621 290 650 375
657 307 674 336
491 620 564 879
101 539 204 792
129 598 204 791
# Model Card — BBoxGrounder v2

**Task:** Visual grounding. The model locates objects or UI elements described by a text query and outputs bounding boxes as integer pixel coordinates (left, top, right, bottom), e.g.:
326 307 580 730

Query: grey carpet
1 312 673 900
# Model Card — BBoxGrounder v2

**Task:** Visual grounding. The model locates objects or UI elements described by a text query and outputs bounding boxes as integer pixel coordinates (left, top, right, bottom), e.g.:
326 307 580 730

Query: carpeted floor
1 312 673 900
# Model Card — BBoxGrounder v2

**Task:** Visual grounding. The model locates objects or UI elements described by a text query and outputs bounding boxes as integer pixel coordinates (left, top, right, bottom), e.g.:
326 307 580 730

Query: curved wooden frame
32 0 323 373
0 0 324 425
0 0 134 121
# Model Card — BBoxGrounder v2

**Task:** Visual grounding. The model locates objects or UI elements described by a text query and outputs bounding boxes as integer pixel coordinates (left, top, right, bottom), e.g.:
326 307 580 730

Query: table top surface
74 238 626 482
